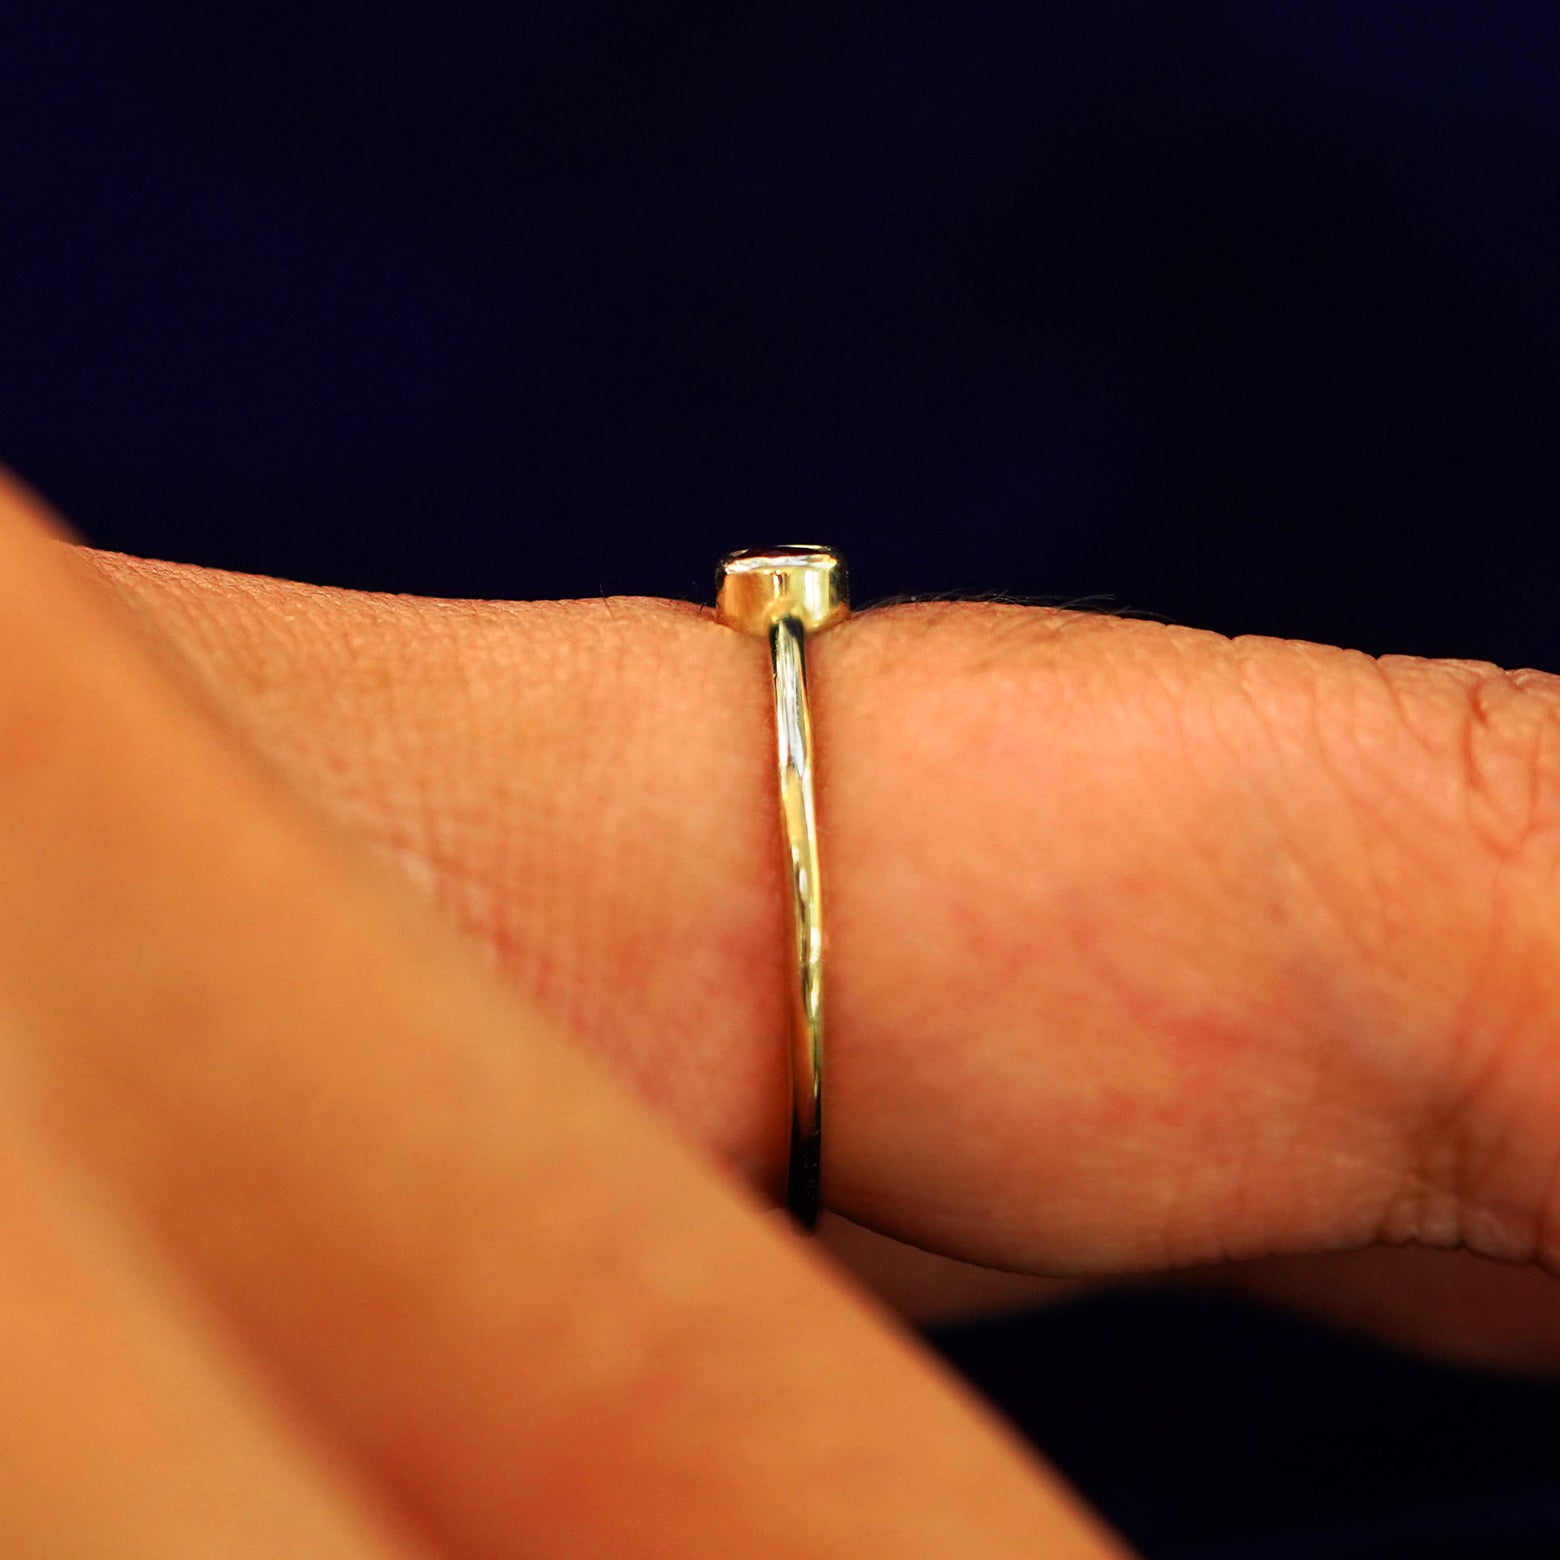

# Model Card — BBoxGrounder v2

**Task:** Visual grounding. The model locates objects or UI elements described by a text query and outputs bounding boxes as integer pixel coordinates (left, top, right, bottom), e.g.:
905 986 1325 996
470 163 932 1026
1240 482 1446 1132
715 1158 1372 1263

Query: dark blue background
5 4 1560 1553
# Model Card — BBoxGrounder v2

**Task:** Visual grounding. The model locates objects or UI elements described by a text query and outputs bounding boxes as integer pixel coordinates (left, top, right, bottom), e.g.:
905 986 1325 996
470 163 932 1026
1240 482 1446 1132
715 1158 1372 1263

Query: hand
92 517 1560 1371
0 480 1120 1556
3 464 1558 1557
88 523 1560 1281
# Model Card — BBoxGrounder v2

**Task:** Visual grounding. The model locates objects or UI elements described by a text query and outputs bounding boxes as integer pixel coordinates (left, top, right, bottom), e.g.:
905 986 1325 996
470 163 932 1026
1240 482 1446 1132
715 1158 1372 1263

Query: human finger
0 492 1125 1554
81 543 1560 1280
0 1112 428 1558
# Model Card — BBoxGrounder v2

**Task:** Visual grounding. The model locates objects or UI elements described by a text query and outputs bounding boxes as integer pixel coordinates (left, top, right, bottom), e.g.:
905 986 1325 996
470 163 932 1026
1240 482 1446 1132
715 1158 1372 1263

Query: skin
6 464 1560 1551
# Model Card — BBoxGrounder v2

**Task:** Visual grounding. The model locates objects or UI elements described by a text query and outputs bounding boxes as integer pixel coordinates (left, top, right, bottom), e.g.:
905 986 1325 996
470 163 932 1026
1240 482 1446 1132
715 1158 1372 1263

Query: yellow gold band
715 546 849 1229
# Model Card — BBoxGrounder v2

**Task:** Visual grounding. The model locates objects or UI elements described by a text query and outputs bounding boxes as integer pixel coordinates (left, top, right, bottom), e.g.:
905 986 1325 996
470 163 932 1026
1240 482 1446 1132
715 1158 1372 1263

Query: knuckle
1446 663 1560 867
1361 655 1560 876
1368 656 1560 1264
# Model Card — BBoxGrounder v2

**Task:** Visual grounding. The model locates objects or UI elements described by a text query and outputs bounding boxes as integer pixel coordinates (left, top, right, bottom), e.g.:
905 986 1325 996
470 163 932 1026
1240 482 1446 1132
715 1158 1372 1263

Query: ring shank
714 544 845 1232
769 614 825 1228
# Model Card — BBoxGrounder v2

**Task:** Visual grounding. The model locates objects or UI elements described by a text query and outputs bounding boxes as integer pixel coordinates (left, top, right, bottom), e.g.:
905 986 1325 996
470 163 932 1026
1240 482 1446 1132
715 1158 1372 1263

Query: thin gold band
715 546 849 1229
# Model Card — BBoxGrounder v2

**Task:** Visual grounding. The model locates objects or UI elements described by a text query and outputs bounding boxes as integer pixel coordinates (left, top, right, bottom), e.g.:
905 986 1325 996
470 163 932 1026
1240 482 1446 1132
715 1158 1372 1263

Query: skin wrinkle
1453 1026 1560 1268
1339 671 1517 1252
847 597 1094 683
1449 1026 1530 1252
1477 993 1560 1267
1112 653 1385 1227
1213 646 1341 937
1335 660 1498 978
1466 666 1560 864
1371 663 1560 1263
1377 658 1553 864
397 599 735 1131
1293 654 1469 899
1255 649 1431 969
1458 1118 1546 1266
1226 658 1437 1202
1332 661 1427 964
1518 670 1560 860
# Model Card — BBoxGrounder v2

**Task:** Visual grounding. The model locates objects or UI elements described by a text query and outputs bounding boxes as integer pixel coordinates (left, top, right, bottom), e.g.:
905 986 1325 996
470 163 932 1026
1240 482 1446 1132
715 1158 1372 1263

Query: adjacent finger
0 1109 426 1559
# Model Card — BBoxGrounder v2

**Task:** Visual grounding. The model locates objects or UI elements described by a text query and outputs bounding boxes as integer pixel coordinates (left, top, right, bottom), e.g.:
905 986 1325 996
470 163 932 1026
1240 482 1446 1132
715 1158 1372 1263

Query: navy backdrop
5 4 1560 1555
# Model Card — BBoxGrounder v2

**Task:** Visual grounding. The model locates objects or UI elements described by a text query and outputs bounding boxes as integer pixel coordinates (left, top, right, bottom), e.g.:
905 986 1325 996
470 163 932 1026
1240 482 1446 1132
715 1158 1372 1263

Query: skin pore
6 464 1560 1554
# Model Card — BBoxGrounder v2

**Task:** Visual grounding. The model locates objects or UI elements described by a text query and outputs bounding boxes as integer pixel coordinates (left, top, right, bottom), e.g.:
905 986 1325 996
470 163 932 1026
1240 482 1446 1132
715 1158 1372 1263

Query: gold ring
715 546 850 1229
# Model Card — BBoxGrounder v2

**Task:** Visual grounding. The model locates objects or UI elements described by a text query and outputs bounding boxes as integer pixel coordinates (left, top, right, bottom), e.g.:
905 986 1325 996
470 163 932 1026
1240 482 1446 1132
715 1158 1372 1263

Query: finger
82 546 1560 1279
0 1111 425 1558
0 499 1126 1553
